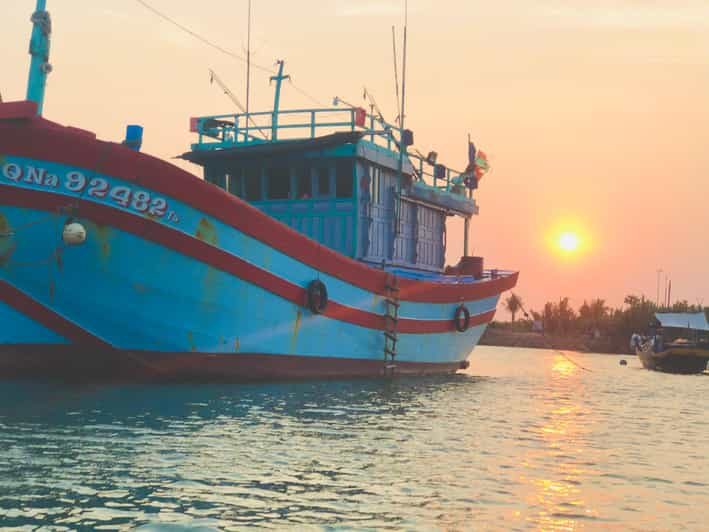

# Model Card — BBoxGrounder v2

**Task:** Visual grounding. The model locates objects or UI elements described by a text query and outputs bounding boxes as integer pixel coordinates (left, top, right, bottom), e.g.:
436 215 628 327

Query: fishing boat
0 1 517 381
632 313 709 374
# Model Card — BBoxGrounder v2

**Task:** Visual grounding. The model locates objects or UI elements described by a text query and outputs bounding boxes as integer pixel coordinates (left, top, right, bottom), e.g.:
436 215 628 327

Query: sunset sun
558 232 580 253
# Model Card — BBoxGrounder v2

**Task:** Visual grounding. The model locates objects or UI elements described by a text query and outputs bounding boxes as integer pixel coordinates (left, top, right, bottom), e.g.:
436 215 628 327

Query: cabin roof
182 131 364 165
655 312 709 331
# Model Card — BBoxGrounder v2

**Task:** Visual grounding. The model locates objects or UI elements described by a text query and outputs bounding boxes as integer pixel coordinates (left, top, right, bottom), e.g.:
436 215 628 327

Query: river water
1 347 708 531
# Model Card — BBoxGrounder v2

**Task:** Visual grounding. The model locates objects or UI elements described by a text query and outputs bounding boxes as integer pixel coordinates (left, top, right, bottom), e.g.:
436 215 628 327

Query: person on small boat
653 327 664 353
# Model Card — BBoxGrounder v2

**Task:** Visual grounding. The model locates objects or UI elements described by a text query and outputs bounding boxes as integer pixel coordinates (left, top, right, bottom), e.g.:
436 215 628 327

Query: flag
474 150 490 180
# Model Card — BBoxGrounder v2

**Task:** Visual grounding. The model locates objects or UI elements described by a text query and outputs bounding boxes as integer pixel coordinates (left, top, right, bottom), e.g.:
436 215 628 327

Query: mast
26 0 52 115
392 26 401 125
464 218 470 257
393 0 409 254
246 0 252 115
399 0 408 141
270 60 290 141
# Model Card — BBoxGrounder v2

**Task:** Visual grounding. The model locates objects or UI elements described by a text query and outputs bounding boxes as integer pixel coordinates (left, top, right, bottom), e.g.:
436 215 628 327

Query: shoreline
479 326 626 355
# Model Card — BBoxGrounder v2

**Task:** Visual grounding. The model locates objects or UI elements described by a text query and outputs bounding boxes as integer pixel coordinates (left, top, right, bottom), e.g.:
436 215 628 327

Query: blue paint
124 125 144 152
0 155 500 323
0 300 68 344
0 195 494 363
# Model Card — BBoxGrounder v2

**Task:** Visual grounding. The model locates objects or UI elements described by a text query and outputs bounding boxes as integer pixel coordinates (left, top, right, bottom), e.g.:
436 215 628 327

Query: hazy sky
3 0 708 314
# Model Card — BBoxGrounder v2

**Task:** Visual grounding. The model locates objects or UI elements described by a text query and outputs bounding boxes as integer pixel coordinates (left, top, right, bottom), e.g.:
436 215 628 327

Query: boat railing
391 268 517 283
190 106 472 198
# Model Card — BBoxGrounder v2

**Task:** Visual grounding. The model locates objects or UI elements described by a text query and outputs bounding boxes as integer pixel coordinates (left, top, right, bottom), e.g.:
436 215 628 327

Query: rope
135 0 273 74
517 299 594 372
554 349 593 372
134 0 328 108
31 10 52 36
2 140 113 269
287 79 324 107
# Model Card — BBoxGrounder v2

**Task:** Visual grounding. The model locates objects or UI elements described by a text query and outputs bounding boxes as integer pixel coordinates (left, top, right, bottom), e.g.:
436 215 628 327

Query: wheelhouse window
227 171 242 197
335 160 353 198
245 167 261 201
317 167 331 197
296 165 312 199
205 168 226 189
369 166 381 204
267 166 291 200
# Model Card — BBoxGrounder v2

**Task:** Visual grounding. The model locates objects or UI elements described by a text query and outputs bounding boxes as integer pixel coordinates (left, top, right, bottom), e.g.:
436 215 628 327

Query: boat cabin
183 68 480 274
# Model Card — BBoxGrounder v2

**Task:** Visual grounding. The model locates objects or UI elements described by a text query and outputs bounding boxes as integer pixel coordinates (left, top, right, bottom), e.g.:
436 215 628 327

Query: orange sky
3 0 708 314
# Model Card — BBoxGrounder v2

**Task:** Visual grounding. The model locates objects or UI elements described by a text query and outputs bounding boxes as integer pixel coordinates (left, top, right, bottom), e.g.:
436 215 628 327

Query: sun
558 232 580 253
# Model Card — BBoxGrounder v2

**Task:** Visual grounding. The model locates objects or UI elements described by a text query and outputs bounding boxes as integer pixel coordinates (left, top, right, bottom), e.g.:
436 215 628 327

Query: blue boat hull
0 105 517 380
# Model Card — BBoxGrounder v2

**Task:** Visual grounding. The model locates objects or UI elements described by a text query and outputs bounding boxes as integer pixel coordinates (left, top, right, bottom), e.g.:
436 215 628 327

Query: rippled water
1 347 708 530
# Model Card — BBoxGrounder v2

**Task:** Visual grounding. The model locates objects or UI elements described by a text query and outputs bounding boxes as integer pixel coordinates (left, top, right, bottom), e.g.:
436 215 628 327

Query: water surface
1 347 708 530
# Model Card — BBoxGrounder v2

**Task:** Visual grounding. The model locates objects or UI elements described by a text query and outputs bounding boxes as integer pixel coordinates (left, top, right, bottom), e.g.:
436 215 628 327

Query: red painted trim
0 185 497 334
0 280 111 348
0 112 518 303
0 101 37 120
0 344 468 381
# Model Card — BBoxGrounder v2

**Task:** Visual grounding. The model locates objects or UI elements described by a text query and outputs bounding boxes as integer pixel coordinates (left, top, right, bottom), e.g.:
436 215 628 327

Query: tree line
499 293 709 353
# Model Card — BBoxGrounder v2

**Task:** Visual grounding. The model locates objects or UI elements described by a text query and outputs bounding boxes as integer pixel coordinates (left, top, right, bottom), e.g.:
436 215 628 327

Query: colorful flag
474 150 490 180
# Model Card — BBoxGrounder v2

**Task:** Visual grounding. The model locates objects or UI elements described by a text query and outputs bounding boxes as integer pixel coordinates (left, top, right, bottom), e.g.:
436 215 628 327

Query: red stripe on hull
0 345 467 381
0 281 111 348
0 185 497 334
0 112 518 303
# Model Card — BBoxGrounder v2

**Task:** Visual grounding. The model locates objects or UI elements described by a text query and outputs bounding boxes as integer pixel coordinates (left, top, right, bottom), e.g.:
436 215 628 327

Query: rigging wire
287 79 325 106
135 0 272 74
517 299 594 372
135 0 325 107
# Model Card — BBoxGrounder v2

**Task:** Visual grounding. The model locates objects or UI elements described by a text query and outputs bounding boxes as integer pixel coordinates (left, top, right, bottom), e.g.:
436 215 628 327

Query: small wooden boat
633 313 709 374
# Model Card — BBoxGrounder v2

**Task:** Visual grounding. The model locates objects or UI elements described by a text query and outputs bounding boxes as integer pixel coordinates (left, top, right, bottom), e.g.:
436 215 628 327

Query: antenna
246 0 252 115
363 87 386 123
400 0 408 132
209 69 267 139
392 26 401 126
392 0 409 254
269 60 290 141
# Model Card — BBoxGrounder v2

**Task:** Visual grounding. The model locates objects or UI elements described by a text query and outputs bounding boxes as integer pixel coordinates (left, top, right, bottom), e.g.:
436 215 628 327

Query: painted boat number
2 162 180 223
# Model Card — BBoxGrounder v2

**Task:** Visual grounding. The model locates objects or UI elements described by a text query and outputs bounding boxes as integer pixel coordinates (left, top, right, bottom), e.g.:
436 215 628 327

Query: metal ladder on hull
383 273 400 375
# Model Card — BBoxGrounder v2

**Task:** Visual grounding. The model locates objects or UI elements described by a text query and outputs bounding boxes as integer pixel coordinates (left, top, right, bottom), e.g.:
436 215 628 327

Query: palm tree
505 293 523 322
589 298 608 327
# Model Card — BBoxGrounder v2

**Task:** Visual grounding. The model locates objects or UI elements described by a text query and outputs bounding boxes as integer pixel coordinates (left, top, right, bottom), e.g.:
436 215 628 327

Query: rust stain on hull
291 309 303 353
195 218 218 246
132 282 150 295
0 212 17 267
84 220 114 264
195 217 220 310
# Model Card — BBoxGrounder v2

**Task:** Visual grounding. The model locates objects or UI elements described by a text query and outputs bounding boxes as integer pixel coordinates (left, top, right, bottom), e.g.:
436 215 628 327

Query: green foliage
519 294 709 353
504 293 523 322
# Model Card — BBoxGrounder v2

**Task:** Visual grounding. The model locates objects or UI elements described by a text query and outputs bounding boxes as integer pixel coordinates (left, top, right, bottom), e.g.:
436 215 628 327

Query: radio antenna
246 0 252 114
392 25 401 126
400 0 408 132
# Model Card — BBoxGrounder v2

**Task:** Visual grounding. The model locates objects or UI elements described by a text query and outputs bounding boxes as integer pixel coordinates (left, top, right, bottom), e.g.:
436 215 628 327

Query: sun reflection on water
519 353 600 530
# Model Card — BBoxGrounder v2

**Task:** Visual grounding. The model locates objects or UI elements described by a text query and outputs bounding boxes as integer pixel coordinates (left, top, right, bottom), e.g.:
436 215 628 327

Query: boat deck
389 268 516 285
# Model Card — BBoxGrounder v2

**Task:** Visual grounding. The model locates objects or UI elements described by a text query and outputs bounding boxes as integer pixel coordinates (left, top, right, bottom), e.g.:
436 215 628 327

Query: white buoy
62 222 86 246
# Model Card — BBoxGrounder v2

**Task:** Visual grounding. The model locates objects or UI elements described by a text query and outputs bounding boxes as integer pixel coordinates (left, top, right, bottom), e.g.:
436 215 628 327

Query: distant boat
0 1 517 381
632 313 709 374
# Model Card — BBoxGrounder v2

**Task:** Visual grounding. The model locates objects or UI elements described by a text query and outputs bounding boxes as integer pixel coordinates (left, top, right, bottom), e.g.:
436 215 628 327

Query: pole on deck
26 0 52 115
270 60 290 141
246 0 252 115
463 217 470 257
